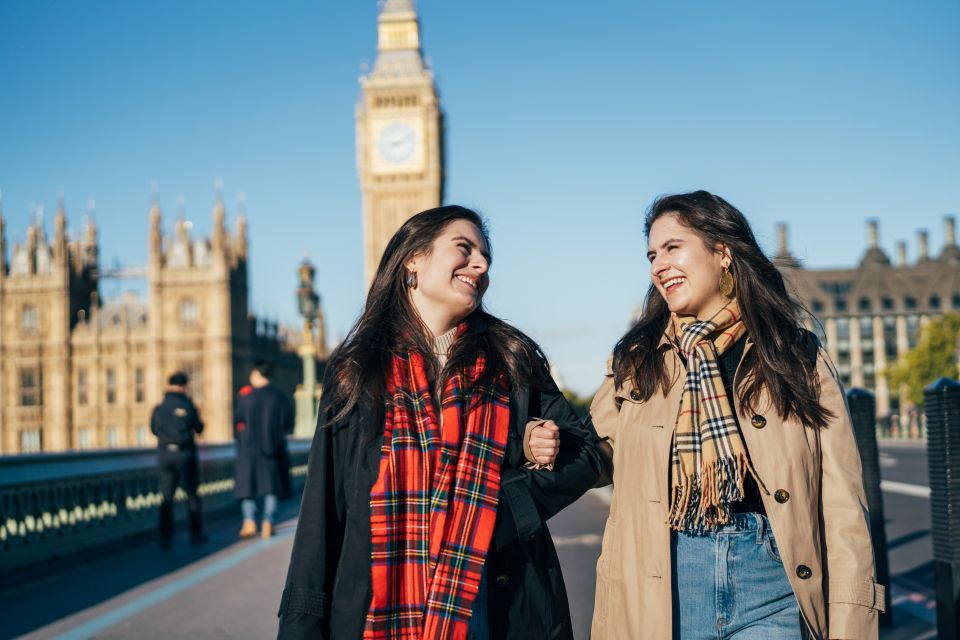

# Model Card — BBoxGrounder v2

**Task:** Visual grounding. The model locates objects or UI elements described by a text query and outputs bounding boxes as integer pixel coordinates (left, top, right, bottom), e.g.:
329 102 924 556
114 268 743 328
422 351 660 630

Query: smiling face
406 219 491 336
647 213 731 320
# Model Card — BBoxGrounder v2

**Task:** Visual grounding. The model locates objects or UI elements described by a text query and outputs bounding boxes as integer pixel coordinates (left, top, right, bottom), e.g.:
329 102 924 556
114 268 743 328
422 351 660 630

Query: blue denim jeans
672 513 802 639
241 494 277 524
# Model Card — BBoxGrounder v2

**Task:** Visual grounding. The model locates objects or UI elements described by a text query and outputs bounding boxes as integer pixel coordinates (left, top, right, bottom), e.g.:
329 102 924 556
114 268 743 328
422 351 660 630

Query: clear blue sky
1 0 957 394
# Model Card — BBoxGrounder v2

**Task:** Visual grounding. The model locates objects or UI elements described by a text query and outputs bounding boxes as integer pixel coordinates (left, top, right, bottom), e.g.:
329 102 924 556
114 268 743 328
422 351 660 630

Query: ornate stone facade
778 217 960 416
356 0 445 285
0 194 315 454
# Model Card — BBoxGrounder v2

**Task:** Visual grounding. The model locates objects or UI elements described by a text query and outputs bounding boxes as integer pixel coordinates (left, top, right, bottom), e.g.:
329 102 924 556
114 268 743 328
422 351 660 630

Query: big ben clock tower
357 0 445 285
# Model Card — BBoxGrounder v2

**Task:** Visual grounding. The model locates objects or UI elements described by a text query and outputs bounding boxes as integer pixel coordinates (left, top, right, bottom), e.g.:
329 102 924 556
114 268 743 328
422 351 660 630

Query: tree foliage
562 390 595 419
885 313 960 405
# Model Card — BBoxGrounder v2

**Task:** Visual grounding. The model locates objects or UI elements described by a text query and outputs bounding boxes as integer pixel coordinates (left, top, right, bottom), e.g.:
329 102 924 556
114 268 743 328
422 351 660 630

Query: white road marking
552 533 603 546
881 480 931 498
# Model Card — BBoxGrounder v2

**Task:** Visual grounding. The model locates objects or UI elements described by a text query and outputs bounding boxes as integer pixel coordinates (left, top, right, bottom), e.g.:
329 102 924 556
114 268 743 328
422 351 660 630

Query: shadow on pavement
0 497 302 640
887 529 930 550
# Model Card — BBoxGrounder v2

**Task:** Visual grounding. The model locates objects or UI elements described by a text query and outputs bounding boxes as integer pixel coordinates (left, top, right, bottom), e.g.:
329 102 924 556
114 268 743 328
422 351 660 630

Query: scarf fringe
666 454 760 532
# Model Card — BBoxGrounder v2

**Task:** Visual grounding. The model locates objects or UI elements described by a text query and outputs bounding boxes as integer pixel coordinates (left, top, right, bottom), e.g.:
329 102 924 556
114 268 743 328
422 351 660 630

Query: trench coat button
796 565 813 579
494 574 510 588
774 489 790 504
630 389 641 401
751 415 767 429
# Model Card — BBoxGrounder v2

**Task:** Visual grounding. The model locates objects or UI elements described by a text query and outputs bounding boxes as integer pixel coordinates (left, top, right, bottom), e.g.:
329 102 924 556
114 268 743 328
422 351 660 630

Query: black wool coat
277 363 605 640
234 385 294 500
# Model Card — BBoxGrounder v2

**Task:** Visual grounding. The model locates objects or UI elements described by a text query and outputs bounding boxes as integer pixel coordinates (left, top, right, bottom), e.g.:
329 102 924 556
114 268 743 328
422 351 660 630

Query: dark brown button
796 565 812 579
630 389 641 401
775 489 790 504
494 574 510 587
751 415 767 429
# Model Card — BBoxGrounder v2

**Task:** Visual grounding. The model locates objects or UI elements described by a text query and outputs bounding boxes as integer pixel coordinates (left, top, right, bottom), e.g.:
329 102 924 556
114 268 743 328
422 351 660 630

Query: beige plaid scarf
666 299 762 532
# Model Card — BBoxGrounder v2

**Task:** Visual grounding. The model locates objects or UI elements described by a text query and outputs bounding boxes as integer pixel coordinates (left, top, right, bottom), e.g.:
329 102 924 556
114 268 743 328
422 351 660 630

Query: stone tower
147 188 251 443
356 0 445 285
0 198 98 452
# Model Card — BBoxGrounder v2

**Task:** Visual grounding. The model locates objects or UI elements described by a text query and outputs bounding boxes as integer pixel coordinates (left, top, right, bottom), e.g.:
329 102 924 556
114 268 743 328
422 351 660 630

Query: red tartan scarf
364 341 511 640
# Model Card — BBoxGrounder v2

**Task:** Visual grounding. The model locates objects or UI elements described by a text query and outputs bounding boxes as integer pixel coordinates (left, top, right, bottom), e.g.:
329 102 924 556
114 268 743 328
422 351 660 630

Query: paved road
876 441 936 637
0 440 938 639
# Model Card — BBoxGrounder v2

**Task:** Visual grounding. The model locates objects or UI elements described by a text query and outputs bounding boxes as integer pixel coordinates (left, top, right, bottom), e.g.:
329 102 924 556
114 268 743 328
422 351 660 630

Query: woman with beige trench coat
533 191 885 639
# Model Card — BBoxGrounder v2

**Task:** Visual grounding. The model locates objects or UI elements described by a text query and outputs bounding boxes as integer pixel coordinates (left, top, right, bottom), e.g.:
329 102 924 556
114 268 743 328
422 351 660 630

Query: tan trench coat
590 337 885 640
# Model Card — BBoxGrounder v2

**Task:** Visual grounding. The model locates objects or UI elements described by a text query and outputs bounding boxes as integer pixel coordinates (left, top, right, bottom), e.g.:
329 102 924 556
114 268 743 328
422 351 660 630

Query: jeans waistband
677 512 768 542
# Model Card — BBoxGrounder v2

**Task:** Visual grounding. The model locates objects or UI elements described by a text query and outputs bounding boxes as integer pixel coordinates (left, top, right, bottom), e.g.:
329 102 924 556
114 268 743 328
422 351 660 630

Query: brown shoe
261 521 273 539
239 519 257 539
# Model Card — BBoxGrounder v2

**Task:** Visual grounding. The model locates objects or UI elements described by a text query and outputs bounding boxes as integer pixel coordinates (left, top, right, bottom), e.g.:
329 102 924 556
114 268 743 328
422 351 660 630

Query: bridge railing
0 439 311 576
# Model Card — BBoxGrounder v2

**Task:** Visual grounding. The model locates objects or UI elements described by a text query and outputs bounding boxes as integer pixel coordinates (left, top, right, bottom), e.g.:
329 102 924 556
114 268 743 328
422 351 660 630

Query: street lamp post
294 259 321 438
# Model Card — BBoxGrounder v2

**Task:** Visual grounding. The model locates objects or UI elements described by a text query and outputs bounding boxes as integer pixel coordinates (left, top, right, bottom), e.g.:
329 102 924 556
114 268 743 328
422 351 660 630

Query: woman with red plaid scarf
277 206 605 640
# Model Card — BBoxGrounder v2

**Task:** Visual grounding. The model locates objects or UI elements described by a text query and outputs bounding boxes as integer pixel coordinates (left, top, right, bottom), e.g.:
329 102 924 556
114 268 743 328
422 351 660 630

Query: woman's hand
524 419 560 466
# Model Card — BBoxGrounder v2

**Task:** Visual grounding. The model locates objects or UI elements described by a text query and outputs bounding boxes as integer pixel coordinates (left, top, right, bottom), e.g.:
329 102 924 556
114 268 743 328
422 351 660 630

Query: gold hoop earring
719 267 735 297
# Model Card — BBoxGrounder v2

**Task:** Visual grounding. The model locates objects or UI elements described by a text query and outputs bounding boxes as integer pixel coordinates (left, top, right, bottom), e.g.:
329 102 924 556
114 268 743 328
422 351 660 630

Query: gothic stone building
0 195 310 455
778 216 960 417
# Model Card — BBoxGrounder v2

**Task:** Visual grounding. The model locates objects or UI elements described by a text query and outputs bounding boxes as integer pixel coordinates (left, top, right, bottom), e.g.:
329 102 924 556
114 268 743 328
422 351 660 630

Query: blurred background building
0 191 324 454
779 216 960 418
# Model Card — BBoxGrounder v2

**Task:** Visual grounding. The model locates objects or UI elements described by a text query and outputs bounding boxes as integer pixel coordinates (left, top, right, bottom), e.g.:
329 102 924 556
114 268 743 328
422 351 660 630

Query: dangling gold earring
719 267 735 297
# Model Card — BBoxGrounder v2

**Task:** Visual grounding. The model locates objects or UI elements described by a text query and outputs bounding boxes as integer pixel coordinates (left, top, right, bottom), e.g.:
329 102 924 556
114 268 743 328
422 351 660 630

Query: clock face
370 117 424 174
378 123 416 164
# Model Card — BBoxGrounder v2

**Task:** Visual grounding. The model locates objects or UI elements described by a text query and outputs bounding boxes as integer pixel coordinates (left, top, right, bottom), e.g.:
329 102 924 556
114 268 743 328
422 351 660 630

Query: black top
716 337 766 515
150 391 204 448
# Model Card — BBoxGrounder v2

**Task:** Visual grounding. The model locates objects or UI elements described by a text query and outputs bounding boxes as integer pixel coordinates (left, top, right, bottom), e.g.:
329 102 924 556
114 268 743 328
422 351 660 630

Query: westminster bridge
0 435 940 639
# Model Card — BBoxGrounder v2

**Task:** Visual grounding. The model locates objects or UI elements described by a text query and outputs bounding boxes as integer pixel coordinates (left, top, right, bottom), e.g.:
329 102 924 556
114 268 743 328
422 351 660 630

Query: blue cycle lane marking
48 533 288 640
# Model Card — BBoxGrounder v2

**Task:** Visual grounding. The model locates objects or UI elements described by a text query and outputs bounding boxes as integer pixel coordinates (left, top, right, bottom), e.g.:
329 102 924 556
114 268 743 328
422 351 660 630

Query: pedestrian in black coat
234 361 293 539
151 371 205 548
277 206 605 640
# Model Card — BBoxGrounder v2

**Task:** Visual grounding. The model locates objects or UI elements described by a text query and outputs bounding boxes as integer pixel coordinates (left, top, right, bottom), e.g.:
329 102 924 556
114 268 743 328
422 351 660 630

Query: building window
20 429 42 453
905 296 917 310
882 297 894 311
811 299 824 313
180 299 199 327
953 294 960 310
883 317 898 361
21 305 39 334
135 425 149 447
907 315 921 348
78 368 88 405
860 316 874 340
77 428 92 450
835 298 847 313
106 427 119 448
930 295 941 310
837 318 850 341
135 368 145 403
858 298 871 312
20 368 41 406
106 368 117 404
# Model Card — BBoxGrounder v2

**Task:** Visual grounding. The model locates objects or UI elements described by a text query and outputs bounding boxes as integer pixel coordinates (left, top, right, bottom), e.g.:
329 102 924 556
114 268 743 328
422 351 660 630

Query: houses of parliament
0 193 314 455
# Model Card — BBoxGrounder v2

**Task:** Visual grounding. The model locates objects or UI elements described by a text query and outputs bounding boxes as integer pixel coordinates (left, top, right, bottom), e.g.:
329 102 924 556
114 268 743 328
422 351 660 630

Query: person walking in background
151 371 205 549
277 206 604 639
579 191 885 639
234 361 293 539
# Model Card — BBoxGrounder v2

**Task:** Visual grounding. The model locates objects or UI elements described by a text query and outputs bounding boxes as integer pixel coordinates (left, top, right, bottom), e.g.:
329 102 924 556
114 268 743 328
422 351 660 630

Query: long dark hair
326 205 545 422
613 191 832 428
